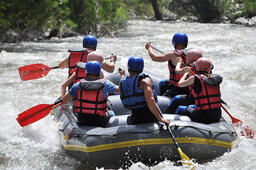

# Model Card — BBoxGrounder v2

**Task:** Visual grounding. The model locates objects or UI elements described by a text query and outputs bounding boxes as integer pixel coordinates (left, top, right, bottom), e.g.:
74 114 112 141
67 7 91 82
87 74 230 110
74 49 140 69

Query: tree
150 0 163 20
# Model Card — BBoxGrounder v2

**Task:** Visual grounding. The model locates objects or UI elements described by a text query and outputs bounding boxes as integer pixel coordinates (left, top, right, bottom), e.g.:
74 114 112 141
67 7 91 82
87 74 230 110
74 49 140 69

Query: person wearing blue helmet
62 61 119 127
119 56 170 125
58 35 117 78
145 33 190 98
83 35 98 49
58 35 117 93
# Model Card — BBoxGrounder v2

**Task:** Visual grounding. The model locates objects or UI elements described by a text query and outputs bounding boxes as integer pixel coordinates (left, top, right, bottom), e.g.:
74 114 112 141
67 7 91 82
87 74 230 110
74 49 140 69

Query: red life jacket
168 49 188 86
74 78 108 117
68 48 91 77
74 62 87 84
191 74 222 111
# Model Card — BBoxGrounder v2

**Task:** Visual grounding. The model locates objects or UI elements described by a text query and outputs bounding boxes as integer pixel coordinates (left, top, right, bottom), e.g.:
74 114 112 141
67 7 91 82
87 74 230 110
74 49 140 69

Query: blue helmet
83 35 97 49
172 33 188 48
85 61 101 75
128 56 144 71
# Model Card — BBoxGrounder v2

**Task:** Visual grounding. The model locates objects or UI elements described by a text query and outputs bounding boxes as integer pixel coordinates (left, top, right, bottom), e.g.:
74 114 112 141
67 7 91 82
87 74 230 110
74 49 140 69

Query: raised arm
145 43 177 64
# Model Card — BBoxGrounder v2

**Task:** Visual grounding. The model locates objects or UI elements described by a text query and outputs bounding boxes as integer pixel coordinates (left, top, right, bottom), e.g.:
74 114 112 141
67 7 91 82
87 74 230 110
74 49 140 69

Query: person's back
62 61 119 127
58 35 97 77
119 56 169 125
145 33 190 97
177 58 222 124
60 51 113 97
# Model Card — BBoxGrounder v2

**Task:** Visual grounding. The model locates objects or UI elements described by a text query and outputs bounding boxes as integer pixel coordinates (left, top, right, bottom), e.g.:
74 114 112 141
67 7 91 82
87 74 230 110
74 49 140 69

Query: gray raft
52 71 237 169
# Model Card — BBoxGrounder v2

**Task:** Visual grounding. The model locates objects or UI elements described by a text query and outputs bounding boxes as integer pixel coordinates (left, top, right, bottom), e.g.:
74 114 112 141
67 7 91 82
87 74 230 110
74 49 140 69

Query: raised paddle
151 45 255 139
19 56 114 81
16 100 62 127
156 105 194 167
18 63 59 81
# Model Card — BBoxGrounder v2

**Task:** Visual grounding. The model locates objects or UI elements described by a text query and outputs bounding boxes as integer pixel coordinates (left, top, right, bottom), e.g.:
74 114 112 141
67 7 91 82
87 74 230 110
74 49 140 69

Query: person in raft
165 48 203 114
145 33 190 97
58 35 117 83
174 57 223 124
62 61 119 127
118 56 170 125
61 51 116 97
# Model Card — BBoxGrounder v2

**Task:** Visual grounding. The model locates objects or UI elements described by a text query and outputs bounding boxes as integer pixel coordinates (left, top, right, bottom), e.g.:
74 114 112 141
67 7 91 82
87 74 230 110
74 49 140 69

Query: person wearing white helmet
173 58 223 124
61 51 115 97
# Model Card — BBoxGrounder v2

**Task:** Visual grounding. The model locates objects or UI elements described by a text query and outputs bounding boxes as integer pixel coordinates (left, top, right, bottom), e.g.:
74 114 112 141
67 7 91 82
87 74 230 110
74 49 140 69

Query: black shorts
128 106 157 125
77 113 110 127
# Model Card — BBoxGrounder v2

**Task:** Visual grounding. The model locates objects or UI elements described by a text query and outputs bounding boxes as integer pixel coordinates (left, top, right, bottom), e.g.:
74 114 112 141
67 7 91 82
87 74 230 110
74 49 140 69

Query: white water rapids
0 20 255 170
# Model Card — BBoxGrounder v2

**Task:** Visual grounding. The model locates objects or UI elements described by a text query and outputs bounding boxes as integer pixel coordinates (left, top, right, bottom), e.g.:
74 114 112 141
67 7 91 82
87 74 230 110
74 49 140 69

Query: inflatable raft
52 71 237 169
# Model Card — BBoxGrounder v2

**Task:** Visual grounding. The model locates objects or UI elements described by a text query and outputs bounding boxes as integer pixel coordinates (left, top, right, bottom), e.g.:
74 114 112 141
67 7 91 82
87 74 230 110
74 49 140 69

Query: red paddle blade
233 122 255 139
18 63 52 81
221 105 254 138
16 104 54 127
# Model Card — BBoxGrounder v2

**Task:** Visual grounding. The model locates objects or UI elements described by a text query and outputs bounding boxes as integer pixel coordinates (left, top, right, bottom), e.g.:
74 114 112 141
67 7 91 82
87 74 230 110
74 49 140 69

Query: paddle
18 63 59 81
221 105 254 138
156 105 193 167
151 45 255 139
16 100 62 127
19 56 114 81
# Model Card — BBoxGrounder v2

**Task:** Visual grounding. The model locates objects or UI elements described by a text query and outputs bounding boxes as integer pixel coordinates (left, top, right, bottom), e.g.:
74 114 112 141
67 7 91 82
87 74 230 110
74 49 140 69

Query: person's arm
114 85 119 93
175 59 191 74
58 57 68 69
140 78 170 124
101 54 117 73
178 72 195 87
63 82 80 103
100 71 104 79
62 93 73 104
61 72 76 97
145 43 177 63
118 68 125 79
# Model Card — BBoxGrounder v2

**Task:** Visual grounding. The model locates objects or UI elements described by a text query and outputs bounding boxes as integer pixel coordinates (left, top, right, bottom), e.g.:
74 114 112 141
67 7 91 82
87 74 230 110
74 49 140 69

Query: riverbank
1 16 256 44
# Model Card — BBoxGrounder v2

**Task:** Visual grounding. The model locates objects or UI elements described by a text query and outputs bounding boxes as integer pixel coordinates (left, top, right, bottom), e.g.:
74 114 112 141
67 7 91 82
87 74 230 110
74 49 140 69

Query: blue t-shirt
69 79 116 99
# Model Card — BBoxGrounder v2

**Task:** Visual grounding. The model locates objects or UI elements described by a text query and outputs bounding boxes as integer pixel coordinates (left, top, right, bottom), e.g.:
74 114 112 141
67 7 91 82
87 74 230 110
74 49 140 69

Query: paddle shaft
151 46 165 54
156 105 180 149
52 66 59 69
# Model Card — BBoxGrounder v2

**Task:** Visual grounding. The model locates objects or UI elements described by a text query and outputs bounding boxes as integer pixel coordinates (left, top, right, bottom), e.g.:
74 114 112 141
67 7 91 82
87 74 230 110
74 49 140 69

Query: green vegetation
0 0 255 42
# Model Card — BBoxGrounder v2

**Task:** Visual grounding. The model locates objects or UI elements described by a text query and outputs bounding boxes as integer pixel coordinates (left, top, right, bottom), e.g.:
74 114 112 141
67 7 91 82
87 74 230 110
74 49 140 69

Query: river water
0 20 255 170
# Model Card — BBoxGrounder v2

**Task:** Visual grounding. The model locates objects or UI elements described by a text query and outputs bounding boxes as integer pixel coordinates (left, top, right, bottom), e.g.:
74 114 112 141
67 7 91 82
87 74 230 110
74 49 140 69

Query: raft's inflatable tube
53 101 237 169
53 71 237 168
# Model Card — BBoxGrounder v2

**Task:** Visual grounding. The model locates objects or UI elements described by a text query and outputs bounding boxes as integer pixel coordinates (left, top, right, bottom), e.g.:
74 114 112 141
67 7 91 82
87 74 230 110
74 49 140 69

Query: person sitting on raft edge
145 33 190 97
62 61 119 127
118 56 170 125
174 57 223 124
